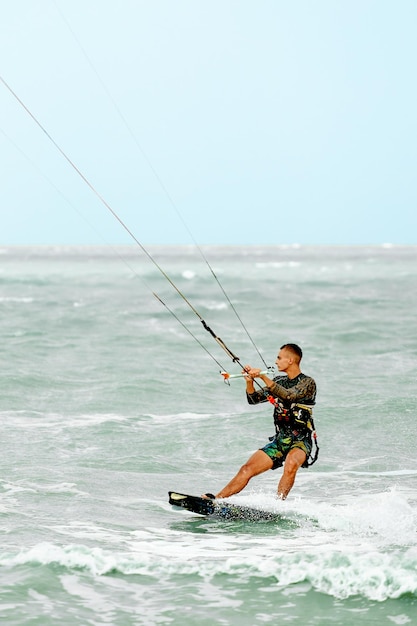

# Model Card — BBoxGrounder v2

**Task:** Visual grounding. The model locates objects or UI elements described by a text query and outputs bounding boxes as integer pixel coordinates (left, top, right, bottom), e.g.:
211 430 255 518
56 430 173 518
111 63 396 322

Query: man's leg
277 447 306 499
215 449 273 498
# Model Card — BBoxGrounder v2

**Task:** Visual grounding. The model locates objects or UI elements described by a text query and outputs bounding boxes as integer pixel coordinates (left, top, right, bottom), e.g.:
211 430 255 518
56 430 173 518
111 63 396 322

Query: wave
1 537 416 602
255 261 301 268
0 411 131 431
0 296 34 303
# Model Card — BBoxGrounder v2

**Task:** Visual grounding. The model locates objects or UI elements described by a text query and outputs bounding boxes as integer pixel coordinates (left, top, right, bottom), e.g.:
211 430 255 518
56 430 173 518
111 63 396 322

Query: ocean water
1 244 417 626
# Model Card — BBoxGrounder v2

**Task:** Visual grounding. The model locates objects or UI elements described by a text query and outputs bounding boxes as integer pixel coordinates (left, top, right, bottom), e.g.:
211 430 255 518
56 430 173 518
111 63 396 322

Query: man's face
275 348 292 372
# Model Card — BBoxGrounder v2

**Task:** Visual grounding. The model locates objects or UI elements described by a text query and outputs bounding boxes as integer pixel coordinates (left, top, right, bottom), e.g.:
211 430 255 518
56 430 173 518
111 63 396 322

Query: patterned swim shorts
261 430 312 470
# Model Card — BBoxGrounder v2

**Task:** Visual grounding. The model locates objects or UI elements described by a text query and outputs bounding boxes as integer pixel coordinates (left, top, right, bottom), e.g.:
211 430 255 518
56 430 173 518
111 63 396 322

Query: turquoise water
1 245 417 625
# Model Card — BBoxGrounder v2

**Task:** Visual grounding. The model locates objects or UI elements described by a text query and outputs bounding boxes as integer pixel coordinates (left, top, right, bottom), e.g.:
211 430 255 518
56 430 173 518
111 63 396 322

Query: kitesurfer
210 344 317 500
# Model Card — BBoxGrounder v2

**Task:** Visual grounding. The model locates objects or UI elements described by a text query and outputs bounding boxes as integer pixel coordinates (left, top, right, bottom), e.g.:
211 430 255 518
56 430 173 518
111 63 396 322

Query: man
212 343 317 500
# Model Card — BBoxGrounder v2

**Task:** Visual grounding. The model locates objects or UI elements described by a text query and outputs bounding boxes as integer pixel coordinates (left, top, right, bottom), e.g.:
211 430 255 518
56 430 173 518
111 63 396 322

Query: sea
1 244 416 626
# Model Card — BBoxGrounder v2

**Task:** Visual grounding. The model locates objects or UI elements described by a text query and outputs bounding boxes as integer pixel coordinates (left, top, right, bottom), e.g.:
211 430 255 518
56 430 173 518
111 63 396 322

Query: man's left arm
255 372 316 403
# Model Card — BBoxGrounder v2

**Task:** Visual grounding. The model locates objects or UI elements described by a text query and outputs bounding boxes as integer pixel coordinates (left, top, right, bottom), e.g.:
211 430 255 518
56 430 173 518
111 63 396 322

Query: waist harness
268 396 319 467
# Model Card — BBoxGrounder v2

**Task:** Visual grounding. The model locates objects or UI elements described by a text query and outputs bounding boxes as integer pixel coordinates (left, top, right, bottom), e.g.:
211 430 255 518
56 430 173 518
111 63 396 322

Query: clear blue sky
1 0 416 245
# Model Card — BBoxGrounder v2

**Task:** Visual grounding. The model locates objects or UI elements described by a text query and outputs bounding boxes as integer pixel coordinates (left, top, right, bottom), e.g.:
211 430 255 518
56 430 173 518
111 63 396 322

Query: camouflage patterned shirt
246 373 316 407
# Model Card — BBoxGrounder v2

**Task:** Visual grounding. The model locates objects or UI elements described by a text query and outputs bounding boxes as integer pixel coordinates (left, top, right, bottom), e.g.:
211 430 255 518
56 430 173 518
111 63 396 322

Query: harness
267 395 319 467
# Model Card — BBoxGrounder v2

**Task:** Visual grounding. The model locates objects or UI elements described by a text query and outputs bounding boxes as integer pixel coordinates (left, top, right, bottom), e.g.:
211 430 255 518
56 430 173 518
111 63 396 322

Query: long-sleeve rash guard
246 373 316 407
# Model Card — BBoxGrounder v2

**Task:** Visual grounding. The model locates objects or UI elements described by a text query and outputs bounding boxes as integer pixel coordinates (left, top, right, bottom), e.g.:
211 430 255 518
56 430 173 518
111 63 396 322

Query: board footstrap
169 491 215 515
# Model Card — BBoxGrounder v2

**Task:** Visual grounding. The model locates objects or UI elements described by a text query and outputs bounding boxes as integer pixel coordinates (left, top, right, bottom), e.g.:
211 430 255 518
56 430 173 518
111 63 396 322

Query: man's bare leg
277 448 306 499
215 449 273 499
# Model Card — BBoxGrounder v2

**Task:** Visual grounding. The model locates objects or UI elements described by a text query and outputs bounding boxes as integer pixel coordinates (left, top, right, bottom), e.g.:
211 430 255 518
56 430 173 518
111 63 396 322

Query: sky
1 0 417 246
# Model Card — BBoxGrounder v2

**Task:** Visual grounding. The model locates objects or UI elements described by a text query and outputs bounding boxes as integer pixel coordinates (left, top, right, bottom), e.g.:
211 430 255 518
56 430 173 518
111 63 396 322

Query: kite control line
0 76 268 378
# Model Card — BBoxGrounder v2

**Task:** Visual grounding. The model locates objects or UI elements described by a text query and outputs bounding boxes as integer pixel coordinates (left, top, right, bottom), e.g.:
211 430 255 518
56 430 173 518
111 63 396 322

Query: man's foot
201 493 216 499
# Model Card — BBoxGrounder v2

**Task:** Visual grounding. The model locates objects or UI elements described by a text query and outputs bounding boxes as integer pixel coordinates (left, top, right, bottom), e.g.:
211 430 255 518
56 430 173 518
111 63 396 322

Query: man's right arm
246 379 268 405
244 365 269 404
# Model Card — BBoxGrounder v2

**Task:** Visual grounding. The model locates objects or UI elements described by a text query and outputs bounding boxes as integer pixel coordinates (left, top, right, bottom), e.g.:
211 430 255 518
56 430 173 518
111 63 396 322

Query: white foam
144 411 235 424
0 296 34 303
0 411 129 429
309 489 417 547
255 261 301 269
181 270 195 280
204 301 228 311
2 539 417 601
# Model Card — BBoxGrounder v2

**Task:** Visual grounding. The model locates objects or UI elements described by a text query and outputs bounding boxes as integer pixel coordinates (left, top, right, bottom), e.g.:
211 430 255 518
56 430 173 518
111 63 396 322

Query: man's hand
242 365 262 379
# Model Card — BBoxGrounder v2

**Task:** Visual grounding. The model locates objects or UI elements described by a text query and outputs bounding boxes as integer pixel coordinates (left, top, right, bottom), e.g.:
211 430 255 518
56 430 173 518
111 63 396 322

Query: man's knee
237 462 254 479
240 450 273 478
284 450 306 476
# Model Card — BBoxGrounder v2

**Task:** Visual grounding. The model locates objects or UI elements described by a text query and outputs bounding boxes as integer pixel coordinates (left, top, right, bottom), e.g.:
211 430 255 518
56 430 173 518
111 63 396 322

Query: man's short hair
281 343 303 362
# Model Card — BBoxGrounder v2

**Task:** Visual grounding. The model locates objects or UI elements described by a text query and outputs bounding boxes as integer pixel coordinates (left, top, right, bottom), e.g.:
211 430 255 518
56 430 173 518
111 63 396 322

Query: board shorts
260 429 312 470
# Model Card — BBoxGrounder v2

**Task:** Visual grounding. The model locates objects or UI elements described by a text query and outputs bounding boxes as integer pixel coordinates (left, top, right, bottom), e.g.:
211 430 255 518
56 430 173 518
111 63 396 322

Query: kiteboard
168 491 281 521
